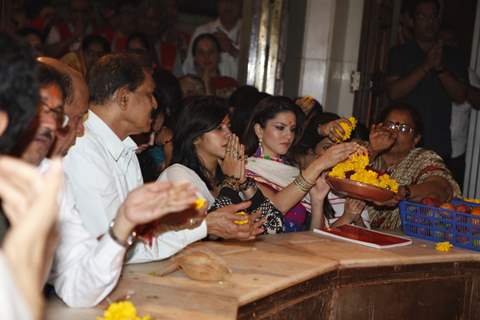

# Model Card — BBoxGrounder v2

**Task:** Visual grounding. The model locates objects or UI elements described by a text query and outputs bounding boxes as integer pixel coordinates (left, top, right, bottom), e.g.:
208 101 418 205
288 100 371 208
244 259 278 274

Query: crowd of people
0 0 475 318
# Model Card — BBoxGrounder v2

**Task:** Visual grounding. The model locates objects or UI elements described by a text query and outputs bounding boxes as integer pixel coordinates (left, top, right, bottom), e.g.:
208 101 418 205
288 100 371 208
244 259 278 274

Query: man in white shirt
39 57 90 158
64 54 213 264
17 58 201 308
182 0 242 79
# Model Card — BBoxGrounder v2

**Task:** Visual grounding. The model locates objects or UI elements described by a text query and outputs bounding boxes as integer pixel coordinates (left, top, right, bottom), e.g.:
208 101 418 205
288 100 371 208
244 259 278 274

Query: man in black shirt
386 0 468 161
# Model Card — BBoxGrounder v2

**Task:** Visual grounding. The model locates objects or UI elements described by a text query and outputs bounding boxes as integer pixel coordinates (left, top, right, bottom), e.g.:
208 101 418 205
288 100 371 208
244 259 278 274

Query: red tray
314 224 412 249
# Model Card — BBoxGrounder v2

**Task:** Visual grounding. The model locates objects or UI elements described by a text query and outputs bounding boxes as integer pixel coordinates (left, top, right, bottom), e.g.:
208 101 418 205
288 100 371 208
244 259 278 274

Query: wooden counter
46 232 480 319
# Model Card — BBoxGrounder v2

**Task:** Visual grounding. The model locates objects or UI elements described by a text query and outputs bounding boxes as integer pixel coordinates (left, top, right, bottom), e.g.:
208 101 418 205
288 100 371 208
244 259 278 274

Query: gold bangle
293 172 315 192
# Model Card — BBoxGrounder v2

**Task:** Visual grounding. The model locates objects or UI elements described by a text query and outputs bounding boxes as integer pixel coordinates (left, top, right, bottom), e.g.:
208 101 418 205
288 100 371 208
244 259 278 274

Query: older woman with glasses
366 104 460 231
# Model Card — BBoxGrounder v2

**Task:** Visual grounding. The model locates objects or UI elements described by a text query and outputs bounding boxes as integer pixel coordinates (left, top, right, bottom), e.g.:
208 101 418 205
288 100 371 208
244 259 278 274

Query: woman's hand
220 134 246 183
318 118 351 142
369 123 397 156
206 202 264 240
331 198 366 227
309 173 330 202
314 142 366 171
344 198 366 219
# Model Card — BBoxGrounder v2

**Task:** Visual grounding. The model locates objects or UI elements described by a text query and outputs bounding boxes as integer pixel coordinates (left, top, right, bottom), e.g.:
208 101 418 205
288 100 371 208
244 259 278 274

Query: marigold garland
97 301 152 320
336 117 357 141
328 153 398 192
435 241 453 252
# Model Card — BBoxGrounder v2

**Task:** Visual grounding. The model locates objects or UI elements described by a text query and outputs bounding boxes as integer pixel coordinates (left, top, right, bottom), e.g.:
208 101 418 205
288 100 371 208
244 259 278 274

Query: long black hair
242 96 305 157
172 96 229 190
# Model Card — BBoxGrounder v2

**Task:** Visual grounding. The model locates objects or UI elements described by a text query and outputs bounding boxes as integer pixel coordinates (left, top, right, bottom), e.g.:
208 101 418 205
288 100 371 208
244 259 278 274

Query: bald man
38 57 89 157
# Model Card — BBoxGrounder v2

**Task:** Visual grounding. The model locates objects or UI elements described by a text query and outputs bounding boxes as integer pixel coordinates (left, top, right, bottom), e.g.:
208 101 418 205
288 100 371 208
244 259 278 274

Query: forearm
309 200 325 230
388 66 428 100
408 177 453 202
438 71 467 103
263 183 310 214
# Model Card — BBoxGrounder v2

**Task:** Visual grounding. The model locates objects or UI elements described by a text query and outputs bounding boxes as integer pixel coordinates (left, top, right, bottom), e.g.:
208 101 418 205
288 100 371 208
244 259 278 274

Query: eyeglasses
384 121 414 134
40 103 69 129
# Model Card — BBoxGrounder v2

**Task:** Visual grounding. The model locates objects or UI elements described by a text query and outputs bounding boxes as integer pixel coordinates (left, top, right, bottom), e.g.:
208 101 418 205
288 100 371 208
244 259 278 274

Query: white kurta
64 111 206 265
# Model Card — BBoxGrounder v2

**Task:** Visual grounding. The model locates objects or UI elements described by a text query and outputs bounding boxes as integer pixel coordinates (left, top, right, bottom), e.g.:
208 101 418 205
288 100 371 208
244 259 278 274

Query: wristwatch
108 219 136 248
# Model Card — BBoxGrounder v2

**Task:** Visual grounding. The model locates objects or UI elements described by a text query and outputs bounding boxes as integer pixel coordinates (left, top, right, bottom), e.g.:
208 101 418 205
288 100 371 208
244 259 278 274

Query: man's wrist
110 211 136 247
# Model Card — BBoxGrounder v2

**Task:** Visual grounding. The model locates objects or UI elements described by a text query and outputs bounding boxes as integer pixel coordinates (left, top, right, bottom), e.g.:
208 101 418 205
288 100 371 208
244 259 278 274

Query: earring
255 137 264 157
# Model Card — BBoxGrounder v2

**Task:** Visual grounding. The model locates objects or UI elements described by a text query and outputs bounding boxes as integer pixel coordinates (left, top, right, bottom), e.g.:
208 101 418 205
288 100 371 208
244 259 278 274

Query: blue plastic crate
399 200 480 252
451 198 480 208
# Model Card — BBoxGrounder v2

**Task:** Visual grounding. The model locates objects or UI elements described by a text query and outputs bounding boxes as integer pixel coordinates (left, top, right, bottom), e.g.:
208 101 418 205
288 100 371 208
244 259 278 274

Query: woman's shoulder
159 163 198 181
158 164 214 203
408 148 445 163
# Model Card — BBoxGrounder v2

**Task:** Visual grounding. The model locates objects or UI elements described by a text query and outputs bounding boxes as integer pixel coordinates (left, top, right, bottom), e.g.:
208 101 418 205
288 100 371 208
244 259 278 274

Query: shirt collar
85 110 138 161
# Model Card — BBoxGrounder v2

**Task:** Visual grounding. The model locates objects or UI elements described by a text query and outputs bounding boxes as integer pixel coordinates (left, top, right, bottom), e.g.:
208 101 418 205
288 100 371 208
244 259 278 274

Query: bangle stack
293 171 315 192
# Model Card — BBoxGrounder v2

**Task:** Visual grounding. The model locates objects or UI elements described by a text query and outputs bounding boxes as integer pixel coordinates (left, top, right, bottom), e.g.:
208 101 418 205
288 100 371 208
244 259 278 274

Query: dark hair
152 68 182 119
408 0 441 16
0 32 39 153
242 96 305 156
82 34 111 53
88 53 146 105
173 96 228 190
127 32 151 52
295 112 340 155
37 62 68 102
229 85 262 136
192 33 221 57
378 104 424 136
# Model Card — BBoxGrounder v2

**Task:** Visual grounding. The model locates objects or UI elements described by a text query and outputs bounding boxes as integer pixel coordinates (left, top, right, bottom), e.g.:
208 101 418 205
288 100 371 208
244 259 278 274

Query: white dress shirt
39 159 126 308
182 18 241 79
64 111 207 265
64 110 143 238
0 253 32 320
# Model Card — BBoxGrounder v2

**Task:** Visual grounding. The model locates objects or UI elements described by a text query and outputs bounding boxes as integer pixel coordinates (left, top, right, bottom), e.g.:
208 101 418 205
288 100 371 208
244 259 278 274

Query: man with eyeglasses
18 62 69 166
386 0 468 164
38 57 90 158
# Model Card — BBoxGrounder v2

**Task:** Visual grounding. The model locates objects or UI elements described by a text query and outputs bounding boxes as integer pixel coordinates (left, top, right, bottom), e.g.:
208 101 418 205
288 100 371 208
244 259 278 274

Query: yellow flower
463 197 480 204
97 301 152 320
336 117 357 141
328 153 398 192
194 198 206 209
435 241 453 252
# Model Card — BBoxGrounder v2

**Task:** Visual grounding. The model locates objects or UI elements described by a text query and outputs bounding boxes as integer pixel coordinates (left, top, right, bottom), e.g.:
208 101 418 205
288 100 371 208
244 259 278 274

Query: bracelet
239 178 256 192
108 219 136 248
293 171 315 192
220 177 239 191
